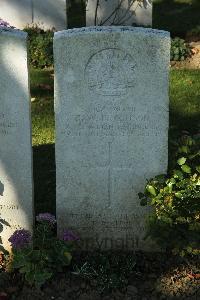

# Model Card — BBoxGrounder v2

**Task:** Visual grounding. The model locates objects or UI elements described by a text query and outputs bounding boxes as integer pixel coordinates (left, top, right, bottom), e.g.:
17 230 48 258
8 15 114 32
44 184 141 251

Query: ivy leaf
181 164 191 174
177 157 187 165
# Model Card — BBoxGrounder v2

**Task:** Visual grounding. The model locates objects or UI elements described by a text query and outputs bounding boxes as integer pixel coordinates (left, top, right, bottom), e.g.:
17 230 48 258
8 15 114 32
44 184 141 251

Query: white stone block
0 28 33 251
54 26 170 251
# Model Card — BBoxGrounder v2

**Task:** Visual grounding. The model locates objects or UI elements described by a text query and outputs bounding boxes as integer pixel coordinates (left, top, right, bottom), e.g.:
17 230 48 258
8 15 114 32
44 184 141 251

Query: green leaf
181 164 191 174
167 182 173 193
175 192 182 199
63 251 72 264
170 178 176 184
179 145 189 153
173 170 184 179
146 185 157 196
196 166 200 173
177 157 186 165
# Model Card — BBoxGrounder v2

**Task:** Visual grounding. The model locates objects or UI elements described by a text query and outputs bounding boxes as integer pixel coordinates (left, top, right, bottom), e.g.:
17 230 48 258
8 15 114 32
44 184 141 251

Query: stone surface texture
54 26 170 251
86 0 152 26
0 28 33 251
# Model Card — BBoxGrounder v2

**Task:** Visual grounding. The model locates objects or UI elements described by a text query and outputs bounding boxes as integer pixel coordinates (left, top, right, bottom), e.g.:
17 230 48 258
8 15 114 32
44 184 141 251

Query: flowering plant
0 19 15 29
9 213 79 287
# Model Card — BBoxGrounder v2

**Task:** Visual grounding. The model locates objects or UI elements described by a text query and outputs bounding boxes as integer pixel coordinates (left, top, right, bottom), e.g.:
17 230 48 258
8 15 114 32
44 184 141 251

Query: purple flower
62 230 79 242
8 229 31 249
36 213 56 225
0 19 15 29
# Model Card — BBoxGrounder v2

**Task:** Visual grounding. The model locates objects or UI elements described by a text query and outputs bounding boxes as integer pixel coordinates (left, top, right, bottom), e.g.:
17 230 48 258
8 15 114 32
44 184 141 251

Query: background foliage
24 26 53 69
139 135 200 256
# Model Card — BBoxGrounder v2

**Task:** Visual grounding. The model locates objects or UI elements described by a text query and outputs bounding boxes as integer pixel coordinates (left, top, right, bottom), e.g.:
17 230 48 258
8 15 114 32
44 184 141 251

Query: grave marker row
0 26 170 251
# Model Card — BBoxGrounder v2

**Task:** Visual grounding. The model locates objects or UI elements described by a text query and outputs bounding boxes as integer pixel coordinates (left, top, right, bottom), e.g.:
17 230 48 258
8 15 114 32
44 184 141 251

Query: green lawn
31 69 55 214
170 69 200 135
31 68 200 214
31 68 54 146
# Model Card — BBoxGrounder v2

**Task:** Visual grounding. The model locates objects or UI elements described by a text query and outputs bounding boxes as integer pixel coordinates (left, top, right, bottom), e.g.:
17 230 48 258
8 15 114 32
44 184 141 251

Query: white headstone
0 28 33 251
86 0 152 27
54 27 170 251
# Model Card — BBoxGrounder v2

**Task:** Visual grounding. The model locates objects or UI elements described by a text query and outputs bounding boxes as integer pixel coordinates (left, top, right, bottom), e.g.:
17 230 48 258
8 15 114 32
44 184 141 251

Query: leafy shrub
170 37 192 61
8 213 79 287
139 134 200 256
24 26 53 69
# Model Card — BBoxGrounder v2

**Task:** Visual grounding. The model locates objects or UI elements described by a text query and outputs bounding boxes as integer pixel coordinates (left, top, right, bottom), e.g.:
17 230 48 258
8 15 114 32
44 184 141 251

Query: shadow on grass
169 104 200 137
33 144 56 216
153 0 200 37
30 68 54 99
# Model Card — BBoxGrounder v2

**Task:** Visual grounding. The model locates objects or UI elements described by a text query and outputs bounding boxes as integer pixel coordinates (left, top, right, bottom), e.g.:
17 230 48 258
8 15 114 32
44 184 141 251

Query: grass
169 69 200 135
30 68 200 214
31 68 55 214
31 68 54 146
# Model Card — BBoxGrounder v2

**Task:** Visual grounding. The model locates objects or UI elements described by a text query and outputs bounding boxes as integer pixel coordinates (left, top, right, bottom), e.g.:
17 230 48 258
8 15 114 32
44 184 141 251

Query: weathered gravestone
54 26 170 251
0 28 33 251
86 0 152 27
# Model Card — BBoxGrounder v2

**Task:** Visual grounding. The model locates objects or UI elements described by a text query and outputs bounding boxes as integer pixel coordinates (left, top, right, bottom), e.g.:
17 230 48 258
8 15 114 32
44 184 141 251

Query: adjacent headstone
0 0 66 30
54 26 170 251
86 0 152 27
0 28 33 251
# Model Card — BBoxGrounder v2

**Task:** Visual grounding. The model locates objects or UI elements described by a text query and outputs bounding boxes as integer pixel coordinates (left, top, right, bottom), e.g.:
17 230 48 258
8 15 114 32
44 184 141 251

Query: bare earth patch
1 252 199 300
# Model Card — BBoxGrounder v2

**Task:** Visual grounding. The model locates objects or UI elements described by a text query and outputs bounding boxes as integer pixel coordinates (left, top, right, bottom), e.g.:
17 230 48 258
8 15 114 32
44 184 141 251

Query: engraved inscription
64 104 165 137
64 212 145 232
85 48 136 96
0 113 17 136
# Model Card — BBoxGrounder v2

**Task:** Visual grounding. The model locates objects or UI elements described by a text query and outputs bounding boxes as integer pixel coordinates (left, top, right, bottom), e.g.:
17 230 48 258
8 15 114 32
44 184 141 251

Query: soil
171 41 200 69
0 252 199 300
